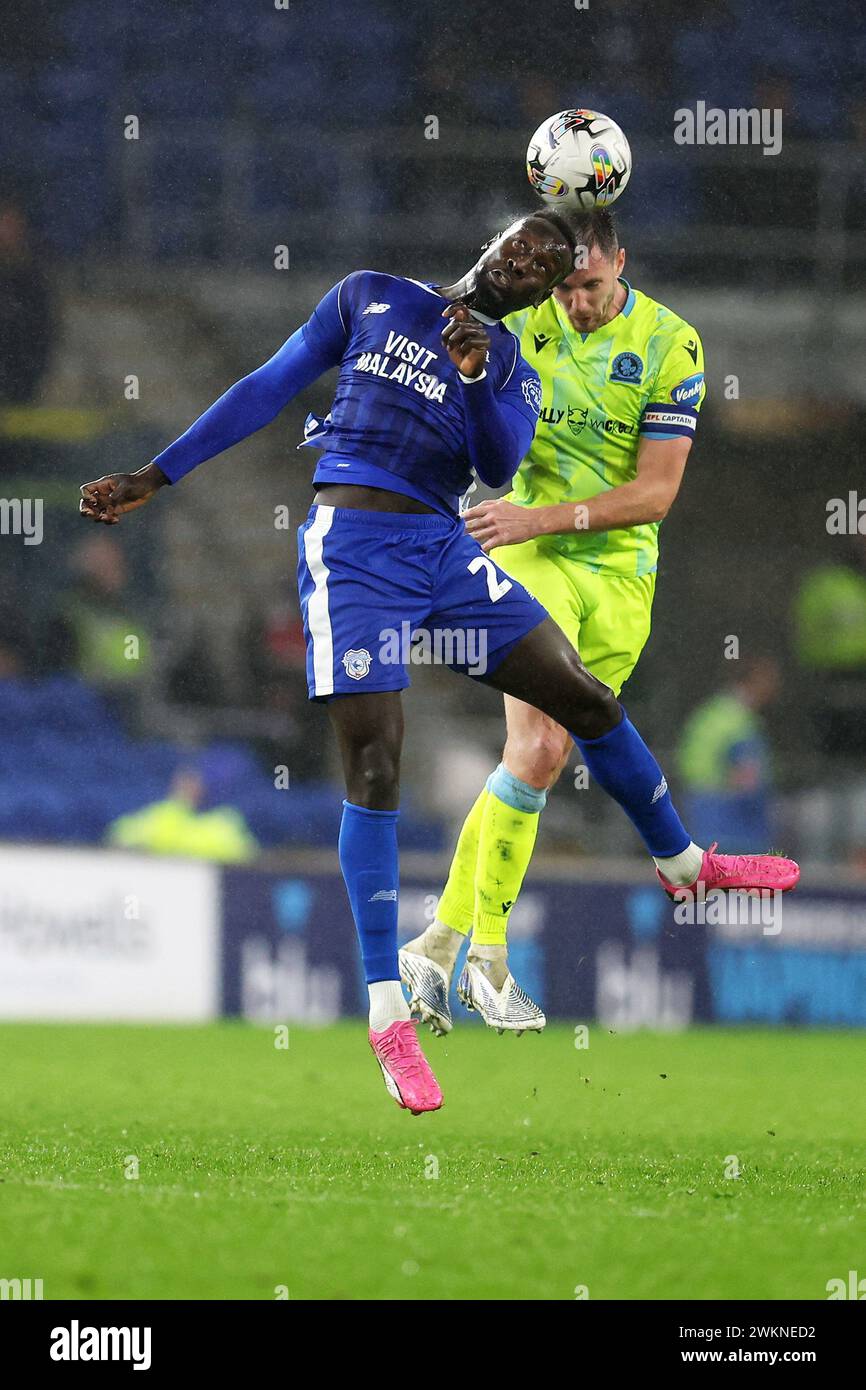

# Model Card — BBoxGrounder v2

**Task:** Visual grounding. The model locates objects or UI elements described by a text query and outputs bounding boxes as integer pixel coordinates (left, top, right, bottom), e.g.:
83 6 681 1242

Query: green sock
436 788 488 937
473 790 540 947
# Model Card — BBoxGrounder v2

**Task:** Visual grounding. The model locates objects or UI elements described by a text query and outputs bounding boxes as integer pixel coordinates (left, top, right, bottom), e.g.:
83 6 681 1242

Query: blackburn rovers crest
609 350 643 384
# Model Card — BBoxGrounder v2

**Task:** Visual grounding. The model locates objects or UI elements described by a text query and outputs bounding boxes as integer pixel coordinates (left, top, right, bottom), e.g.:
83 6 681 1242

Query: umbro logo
363 302 390 315
683 339 699 365
534 333 552 353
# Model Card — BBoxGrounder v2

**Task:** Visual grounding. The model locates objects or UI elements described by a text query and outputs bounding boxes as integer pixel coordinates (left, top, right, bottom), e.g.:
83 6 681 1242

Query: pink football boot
368 1020 444 1115
657 842 800 899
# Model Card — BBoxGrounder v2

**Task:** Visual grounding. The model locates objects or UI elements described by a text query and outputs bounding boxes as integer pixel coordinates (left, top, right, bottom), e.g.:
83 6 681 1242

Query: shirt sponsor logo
342 648 372 680
670 372 704 405
521 377 543 415
567 405 636 438
609 350 644 385
354 330 446 402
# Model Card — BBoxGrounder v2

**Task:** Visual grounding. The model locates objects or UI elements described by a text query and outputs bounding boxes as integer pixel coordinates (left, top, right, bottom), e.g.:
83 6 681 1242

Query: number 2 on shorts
467 555 513 603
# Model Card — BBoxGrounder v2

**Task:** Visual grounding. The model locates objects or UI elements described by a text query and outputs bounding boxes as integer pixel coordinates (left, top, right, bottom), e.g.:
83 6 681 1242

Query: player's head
470 211 577 318
553 209 626 333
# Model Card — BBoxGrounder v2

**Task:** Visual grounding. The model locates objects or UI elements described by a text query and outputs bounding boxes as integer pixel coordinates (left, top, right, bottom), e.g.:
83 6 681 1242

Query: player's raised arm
79 279 352 524
441 304 538 490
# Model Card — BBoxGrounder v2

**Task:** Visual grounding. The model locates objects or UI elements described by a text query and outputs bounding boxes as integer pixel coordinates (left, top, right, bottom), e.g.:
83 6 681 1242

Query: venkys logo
670 372 704 405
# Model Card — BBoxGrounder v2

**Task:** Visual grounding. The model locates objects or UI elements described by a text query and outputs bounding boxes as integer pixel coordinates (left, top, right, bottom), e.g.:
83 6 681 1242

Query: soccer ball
526 109 632 211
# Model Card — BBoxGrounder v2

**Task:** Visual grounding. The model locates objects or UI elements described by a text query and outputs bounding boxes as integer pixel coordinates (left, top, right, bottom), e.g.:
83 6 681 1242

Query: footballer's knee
504 722 572 789
344 739 400 810
560 657 621 742
550 740 575 788
329 693 403 810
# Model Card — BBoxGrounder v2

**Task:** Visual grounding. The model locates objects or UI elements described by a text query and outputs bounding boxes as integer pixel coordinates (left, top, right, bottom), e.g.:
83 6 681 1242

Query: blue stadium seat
136 71 232 122
34 678 123 734
145 135 224 259
622 154 700 227
0 680 448 850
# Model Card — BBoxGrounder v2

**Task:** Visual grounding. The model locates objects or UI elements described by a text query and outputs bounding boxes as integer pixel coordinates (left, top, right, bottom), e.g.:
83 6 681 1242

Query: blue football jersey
300 272 542 513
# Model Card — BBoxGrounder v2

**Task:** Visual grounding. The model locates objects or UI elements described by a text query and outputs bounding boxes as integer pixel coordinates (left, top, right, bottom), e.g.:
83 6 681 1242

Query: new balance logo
651 777 668 804
368 889 397 902
363 302 390 315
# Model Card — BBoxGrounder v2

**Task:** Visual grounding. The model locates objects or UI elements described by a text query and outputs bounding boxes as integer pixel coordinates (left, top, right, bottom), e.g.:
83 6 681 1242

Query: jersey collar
421 280 500 327
467 307 499 326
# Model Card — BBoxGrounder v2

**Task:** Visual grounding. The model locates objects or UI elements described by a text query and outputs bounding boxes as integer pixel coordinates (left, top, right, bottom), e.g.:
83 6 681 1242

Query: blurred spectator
165 627 223 707
106 756 259 863
792 535 866 758
241 594 325 782
47 533 152 721
677 656 781 851
0 196 55 403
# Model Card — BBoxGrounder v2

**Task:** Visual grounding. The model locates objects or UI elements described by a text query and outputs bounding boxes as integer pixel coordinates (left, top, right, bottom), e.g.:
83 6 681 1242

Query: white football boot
399 920 464 1035
456 944 546 1035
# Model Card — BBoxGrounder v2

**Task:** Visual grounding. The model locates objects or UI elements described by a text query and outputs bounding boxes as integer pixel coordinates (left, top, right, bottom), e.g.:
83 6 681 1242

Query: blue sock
572 710 690 858
338 800 400 984
486 762 548 813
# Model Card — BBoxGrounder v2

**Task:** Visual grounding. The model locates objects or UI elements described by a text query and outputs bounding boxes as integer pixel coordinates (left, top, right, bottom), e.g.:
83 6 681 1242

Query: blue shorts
297 504 547 699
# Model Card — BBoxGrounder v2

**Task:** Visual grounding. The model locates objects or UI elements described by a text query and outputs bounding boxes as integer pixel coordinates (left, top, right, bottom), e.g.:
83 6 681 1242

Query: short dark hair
567 208 620 263
524 208 579 266
480 210 579 284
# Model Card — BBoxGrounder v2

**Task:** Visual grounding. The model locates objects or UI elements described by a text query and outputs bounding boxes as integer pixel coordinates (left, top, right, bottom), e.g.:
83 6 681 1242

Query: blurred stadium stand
0 674 444 853
0 0 864 869
0 0 860 276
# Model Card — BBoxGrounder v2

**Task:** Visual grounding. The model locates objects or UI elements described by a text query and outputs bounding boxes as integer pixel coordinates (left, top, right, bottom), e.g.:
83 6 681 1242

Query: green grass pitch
1 1021 863 1301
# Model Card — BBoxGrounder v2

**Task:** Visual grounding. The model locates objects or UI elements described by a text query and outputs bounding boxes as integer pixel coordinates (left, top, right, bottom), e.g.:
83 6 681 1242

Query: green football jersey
504 280 705 577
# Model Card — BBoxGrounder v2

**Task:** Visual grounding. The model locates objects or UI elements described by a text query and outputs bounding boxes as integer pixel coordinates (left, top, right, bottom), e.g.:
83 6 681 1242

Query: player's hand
79 464 168 524
464 498 539 552
441 303 490 379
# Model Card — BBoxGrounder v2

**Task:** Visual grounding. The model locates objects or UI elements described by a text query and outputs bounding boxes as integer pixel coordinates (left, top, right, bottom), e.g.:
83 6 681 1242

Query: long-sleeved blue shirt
153 271 542 514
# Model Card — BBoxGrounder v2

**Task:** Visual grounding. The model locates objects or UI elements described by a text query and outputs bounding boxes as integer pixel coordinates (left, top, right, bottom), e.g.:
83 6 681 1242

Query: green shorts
489 537 656 697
